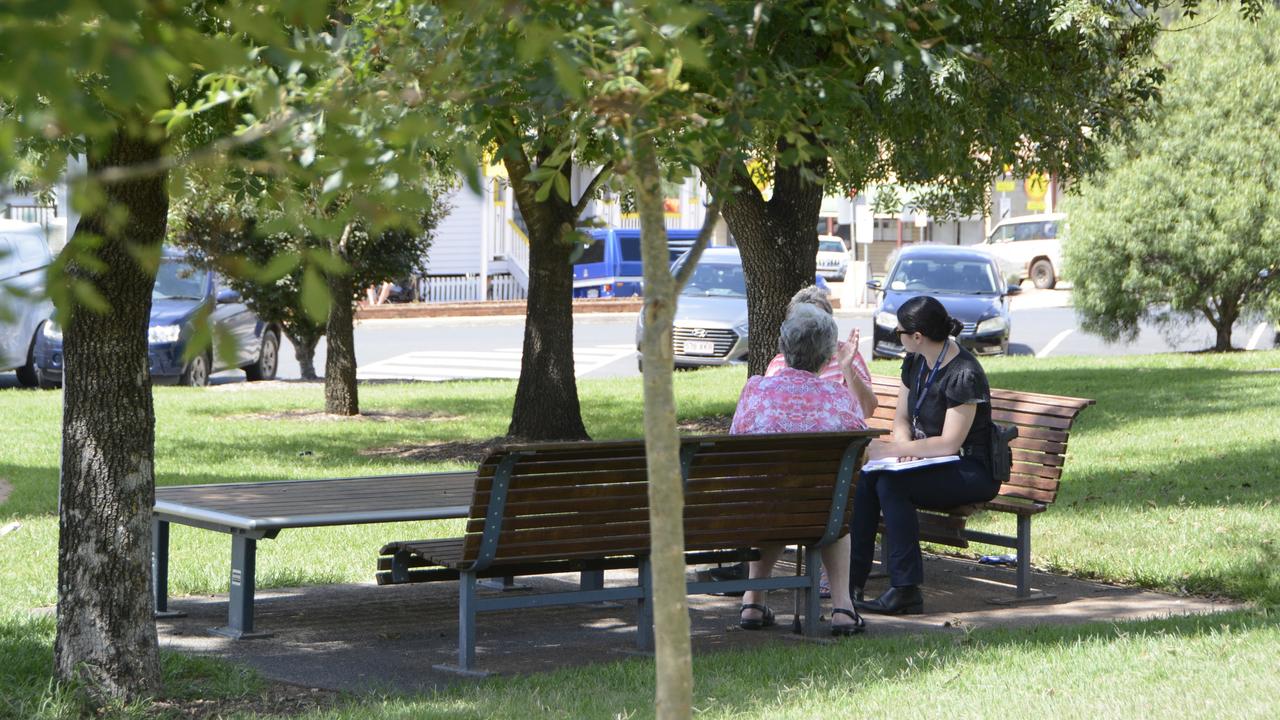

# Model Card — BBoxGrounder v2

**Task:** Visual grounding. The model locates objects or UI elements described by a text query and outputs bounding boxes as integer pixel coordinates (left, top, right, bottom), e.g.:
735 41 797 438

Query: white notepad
862 455 960 473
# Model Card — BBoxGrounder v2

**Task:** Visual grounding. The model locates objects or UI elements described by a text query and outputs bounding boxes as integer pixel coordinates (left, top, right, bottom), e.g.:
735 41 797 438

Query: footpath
157 552 1237 693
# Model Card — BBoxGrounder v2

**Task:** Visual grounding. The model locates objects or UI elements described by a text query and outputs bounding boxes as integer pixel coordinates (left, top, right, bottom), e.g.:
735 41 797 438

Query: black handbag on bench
990 422 1019 484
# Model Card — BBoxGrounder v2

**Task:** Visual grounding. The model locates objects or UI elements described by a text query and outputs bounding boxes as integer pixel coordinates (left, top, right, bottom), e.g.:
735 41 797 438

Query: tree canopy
1063 9 1280 351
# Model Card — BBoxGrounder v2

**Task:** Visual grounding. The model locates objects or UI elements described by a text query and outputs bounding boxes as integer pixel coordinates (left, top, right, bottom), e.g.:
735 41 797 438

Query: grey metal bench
376 431 878 673
152 471 475 638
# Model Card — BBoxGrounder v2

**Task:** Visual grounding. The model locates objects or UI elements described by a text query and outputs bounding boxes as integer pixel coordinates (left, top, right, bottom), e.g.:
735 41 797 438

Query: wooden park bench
863 374 1094 601
375 431 878 673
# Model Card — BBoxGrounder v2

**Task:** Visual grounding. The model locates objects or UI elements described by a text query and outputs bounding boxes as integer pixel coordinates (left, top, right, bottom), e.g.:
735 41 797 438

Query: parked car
978 212 1065 289
0 220 54 387
573 228 702 298
816 234 850 281
868 245 1020 359
633 247 834 370
34 249 281 387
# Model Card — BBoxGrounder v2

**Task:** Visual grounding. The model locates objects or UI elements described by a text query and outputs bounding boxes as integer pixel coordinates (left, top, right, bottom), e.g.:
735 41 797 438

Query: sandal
818 569 832 599
739 603 776 630
831 607 866 637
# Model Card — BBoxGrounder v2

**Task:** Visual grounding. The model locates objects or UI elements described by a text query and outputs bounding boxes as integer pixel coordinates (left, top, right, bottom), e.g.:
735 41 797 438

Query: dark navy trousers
848 457 999 588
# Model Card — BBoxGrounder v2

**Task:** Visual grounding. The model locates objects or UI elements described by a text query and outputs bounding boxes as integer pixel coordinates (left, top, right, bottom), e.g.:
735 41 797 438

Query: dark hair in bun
897 295 962 342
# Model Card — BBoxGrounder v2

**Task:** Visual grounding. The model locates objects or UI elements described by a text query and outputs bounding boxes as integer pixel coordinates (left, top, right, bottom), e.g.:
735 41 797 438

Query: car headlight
42 321 62 340
734 320 749 338
875 311 898 329
148 324 182 343
976 316 1008 334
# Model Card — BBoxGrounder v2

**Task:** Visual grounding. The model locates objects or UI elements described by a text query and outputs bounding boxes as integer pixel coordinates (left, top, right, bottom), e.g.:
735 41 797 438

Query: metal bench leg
433 570 490 676
1016 514 1031 599
804 545 823 638
210 533 271 639
636 557 654 651
580 569 604 592
151 519 184 619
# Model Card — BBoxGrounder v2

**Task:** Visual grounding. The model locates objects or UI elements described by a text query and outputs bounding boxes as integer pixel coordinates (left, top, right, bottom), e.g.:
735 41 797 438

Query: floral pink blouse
760 340 872 429
730 366 864 435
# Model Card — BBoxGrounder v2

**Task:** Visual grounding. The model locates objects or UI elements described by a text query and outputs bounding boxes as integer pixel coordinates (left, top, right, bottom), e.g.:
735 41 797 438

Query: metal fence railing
5 203 57 226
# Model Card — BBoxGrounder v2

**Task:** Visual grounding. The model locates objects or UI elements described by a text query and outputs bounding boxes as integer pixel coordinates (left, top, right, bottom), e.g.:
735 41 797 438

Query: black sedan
868 245 1020 359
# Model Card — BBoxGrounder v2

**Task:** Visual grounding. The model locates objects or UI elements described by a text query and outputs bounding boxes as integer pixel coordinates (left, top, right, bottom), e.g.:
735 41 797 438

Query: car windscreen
818 239 845 253
887 258 1001 295
154 259 208 300
678 262 747 298
1012 221 1059 241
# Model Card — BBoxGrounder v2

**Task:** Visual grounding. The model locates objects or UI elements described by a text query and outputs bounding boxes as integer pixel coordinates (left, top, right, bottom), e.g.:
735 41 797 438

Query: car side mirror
866 278 883 292
1005 284 1023 296
216 288 241 304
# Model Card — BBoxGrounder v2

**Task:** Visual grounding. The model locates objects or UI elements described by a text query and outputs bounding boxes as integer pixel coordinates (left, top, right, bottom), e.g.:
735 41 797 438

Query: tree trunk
324 272 359 414
55 129 167 703
503 149 589 441
285 325 321 381
631 134 693 720
719 153 827 376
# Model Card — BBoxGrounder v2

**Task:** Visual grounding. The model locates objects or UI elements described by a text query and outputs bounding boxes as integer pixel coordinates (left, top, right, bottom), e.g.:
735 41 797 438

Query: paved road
267 287 1275 383
2 287 1274 389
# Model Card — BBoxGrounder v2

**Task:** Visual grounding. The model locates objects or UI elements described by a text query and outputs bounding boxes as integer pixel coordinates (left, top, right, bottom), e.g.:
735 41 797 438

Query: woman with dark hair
848 295 999 615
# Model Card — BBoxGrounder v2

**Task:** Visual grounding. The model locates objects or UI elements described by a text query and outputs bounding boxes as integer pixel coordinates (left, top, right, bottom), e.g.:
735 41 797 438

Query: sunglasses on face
895 327 911 337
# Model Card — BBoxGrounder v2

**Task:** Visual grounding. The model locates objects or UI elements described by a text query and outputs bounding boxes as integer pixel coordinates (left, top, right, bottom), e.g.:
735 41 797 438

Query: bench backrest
462 432 877 570
866 374 1093 508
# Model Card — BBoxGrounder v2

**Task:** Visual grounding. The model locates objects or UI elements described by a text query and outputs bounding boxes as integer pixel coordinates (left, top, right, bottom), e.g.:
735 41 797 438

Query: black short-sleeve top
899 345 992 451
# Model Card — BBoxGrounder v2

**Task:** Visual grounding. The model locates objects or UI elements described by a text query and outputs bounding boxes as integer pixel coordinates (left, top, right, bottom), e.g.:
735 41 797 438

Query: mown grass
1 350 1278 718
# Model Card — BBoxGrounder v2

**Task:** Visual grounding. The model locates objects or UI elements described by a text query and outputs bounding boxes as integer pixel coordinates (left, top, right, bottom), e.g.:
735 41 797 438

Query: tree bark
718 151 827 376
55 129 166 703
324 275 359 414
325 223 359 414
631 133 692 720
287 329 320 380
503 145 590 441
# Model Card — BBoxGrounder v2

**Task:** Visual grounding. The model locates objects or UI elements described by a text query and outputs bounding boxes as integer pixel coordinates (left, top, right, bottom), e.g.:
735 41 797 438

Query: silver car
0 220 53 387
635 247 749 369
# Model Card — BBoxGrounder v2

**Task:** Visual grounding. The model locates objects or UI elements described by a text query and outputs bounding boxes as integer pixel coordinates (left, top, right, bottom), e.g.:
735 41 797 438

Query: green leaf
300 266 332 324
553 172 571 202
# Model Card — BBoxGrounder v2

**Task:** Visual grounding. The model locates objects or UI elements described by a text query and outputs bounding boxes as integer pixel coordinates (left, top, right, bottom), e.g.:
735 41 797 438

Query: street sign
1025 172 1050 211
995 164 1015 193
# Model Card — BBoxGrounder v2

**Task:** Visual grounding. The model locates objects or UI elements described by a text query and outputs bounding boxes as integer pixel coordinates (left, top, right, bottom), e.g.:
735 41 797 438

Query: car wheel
15 334 39 388
180 354 211 387
1030 259 1056 290
244 330 280 381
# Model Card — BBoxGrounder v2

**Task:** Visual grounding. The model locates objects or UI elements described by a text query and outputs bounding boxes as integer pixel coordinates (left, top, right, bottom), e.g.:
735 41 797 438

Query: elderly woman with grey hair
729 304 865 636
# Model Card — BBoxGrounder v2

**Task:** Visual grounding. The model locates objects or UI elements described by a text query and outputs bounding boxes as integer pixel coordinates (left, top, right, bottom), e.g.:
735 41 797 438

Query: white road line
357 344 638 381
1036 328 1075 359
1246 322 1269 351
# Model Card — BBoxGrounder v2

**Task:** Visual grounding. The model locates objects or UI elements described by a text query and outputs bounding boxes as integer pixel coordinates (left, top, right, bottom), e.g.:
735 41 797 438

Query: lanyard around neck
912 338 949 424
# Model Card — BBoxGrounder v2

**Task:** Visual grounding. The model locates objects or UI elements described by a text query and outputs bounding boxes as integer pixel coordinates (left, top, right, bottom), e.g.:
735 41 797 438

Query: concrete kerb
154 552 1242 694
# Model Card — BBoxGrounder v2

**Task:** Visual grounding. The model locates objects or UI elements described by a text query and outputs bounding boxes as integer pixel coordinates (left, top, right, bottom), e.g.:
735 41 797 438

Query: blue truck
572 228 701 298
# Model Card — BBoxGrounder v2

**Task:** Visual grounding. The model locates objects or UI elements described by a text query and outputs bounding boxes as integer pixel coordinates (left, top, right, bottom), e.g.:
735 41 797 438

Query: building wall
424 185 486 275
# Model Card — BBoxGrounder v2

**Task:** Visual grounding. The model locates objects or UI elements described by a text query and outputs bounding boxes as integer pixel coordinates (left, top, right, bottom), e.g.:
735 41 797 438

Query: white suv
980 213 1065 289
0 220 54 386
815 235 849 281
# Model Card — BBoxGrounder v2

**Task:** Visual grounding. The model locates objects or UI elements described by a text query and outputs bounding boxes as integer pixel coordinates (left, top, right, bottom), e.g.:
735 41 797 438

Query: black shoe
830 607 866 637
854 585 924 615
739 603 776 630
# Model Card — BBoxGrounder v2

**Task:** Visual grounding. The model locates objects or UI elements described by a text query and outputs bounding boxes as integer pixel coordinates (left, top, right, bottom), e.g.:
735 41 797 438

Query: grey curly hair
787 284 833 315
778 304 838 374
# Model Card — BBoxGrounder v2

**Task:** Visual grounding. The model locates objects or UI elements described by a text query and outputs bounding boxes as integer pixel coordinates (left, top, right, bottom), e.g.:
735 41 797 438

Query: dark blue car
573 228 702 298
34 249 281 387
868 244 1021 359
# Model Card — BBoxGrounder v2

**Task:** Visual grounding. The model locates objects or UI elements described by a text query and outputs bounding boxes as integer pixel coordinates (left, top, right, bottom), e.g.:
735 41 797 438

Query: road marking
1036 328 1075 359
1246 322 1269 351
358 344 636 382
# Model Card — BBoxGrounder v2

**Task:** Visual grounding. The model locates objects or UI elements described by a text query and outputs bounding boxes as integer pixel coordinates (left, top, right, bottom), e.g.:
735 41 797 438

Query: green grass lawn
1 350 1278 718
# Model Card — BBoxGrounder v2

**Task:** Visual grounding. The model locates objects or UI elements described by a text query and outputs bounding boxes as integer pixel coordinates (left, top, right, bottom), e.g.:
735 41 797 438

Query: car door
0 235 20 367
208 277 258 369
